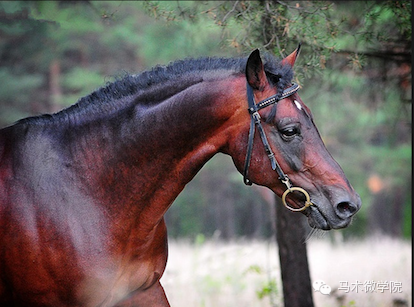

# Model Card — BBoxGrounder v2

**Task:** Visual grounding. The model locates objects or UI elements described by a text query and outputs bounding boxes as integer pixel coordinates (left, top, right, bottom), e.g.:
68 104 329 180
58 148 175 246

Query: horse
0 47 361 306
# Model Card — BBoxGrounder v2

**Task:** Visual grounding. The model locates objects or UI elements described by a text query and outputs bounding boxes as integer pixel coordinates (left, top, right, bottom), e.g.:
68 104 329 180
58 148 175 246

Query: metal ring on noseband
281 187 314 212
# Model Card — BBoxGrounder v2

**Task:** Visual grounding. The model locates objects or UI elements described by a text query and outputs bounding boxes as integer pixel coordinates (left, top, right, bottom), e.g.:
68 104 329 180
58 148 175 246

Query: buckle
252 111 261 123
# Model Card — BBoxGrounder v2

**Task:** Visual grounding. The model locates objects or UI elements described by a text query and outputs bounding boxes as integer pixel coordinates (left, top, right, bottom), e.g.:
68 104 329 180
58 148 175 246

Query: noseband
243 82 313 212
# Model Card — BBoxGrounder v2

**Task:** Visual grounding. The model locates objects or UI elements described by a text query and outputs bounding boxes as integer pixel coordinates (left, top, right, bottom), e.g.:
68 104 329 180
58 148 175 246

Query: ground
161 235 411 307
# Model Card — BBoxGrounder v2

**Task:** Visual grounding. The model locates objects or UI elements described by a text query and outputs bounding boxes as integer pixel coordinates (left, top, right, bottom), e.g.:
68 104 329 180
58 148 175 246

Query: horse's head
227 48 361 230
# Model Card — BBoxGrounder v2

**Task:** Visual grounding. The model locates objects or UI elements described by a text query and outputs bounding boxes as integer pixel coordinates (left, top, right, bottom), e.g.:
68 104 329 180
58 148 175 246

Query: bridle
243 82 314 212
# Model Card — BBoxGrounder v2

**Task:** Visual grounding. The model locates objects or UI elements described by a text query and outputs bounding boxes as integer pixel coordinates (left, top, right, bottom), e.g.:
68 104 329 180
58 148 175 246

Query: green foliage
144 1 411 82
0 67 44 123
61 67 106 106
402 198 412 238
166 155 273 239
245 264 280 305
341 300 356 307
256 279 278 300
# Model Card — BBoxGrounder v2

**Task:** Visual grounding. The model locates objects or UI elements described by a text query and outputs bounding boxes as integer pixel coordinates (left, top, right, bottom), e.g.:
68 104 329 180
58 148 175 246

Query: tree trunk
275 196 314 307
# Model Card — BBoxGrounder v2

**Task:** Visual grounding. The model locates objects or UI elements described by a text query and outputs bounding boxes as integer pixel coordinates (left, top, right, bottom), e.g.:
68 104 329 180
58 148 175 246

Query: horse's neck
78 77 245 227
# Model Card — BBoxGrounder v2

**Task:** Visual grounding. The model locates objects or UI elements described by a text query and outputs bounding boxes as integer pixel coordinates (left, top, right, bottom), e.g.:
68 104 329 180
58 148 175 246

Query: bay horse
0 47 361 306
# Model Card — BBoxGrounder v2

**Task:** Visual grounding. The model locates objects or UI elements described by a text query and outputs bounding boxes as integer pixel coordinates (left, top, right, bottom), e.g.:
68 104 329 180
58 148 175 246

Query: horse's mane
74 57 247 108
16 53 293 125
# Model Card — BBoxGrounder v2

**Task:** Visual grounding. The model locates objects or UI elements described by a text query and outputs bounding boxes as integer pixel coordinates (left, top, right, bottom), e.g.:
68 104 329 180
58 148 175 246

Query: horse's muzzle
304 194 361 230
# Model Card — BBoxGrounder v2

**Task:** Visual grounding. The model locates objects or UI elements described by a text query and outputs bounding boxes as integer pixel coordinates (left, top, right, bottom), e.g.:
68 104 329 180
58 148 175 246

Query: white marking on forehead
294 100 302 110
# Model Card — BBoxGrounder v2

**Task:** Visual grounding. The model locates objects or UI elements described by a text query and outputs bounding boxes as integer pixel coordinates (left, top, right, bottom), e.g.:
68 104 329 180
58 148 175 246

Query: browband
256 83 300 110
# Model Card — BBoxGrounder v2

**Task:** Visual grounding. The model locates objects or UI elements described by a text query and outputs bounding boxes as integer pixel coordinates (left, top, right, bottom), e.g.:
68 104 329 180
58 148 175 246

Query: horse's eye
280 126 300 140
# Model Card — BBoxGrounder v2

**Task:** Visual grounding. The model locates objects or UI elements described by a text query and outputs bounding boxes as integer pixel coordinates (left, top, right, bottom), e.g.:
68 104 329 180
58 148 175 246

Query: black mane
16 53 293 125
74 56 247 109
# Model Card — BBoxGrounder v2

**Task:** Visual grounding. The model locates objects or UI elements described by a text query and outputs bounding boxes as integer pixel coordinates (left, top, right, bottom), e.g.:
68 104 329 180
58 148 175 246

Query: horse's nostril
336 201 358 218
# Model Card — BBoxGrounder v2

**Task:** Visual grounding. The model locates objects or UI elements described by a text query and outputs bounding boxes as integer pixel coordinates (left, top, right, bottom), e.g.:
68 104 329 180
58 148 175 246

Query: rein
243 82 313 212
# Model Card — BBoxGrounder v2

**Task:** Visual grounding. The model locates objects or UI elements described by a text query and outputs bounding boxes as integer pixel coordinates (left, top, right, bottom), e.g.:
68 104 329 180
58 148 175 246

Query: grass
161 235 411 307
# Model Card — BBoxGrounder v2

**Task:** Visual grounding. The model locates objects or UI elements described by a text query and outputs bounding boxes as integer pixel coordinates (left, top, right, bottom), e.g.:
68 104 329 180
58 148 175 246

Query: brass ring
281 187 314 212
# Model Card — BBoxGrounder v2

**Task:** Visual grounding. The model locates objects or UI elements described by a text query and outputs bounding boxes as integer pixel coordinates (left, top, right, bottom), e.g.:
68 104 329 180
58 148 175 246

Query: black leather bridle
243 82 314 212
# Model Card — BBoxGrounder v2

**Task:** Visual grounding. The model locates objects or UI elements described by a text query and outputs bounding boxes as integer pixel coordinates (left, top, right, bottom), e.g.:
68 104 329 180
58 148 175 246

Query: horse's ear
281 43 301 68
246 49 267 90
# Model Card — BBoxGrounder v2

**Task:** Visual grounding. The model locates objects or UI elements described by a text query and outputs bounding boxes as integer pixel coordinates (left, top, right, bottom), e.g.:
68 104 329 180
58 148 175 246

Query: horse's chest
78 260 159 306
79 230 168 305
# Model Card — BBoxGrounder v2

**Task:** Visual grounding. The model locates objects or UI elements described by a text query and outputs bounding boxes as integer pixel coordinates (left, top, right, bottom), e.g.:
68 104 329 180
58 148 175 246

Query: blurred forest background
0 0 411 240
